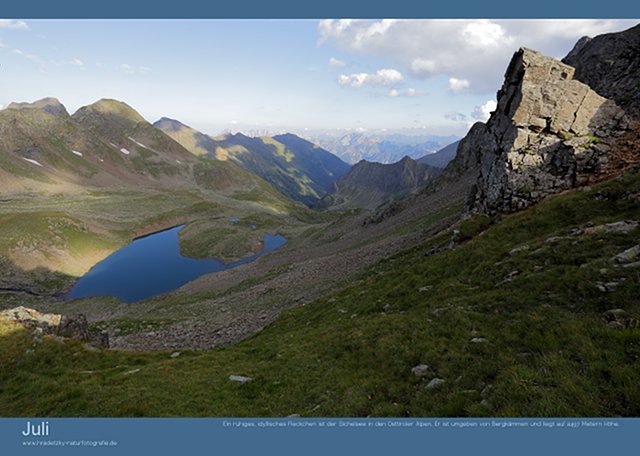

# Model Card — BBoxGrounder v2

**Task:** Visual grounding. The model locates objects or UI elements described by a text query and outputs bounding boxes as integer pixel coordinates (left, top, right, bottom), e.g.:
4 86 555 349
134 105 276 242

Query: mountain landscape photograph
0 18 639 418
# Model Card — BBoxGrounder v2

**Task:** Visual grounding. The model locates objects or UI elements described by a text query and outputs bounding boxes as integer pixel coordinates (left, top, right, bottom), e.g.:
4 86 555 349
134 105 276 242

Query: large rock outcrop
0 306 109 348
465 48 630 214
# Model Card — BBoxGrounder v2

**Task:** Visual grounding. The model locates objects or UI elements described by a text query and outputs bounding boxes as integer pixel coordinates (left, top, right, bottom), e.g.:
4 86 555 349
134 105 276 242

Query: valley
0 95 463 352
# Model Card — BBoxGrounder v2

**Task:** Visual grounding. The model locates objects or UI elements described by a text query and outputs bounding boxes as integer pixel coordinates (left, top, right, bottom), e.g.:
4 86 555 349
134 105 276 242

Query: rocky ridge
563 24 640 119
154 119 351 206
464 47 630 214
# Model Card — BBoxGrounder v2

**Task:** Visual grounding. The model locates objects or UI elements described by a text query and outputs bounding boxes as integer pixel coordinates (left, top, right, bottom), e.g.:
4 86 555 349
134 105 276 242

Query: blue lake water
66 225 287 303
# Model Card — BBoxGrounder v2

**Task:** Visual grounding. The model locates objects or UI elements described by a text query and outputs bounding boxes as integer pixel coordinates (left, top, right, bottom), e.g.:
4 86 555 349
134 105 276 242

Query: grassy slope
1 172 639 417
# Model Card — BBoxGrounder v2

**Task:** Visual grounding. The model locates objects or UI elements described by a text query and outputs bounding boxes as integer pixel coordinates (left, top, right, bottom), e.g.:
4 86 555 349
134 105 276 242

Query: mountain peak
77 98 146 124
272 132 301 142
6 97 68 116
225 132 251 141
564 36 593 62
153 117 187 132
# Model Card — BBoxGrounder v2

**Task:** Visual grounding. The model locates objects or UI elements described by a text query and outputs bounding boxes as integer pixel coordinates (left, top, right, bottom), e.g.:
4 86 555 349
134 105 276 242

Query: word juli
21 421 49 437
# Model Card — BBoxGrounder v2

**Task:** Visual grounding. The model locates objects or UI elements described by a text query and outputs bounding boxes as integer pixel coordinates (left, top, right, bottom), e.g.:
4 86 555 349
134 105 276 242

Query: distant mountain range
0 98 296 210
1 97 464 214
155 118 351 206
310 132 459 165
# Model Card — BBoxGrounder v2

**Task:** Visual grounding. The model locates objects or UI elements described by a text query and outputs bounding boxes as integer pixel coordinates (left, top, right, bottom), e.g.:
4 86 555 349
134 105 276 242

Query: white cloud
388 87 420 97
0 20 29 30
338 68 403 88
319 19 397 50
443 100 497 125
448 78 470 93
121 64 151 75
444 111 467 122
329 57 346 67
318 19 638 92
461 20 511 49
471 99 497 121
410 58 438 76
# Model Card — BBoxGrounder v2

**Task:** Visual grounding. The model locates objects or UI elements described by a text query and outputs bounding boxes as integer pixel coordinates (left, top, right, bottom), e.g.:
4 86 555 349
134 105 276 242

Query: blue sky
0 19 637 137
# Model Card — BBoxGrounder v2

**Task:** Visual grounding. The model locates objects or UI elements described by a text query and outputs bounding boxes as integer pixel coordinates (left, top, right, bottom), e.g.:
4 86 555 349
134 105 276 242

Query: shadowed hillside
155 118 350 206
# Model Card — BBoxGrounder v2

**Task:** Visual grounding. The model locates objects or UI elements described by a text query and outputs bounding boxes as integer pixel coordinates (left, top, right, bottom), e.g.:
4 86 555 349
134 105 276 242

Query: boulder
426 378 445 389
603 309 637 329
509 245 530 255
0 306 108 348
58 314 92 340
613 244 640 264
0 306 61 334
595 282 618 293
584 220 639 235
411 364 432 378
622 261 640 269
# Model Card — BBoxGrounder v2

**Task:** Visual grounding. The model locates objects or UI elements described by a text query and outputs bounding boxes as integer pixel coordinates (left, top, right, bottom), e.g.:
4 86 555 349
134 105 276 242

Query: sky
0 19 638 137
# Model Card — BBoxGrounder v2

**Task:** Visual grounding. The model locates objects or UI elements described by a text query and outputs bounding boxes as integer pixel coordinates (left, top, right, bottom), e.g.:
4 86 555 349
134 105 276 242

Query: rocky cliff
464 47 630 214
563 24 640 119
